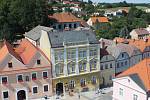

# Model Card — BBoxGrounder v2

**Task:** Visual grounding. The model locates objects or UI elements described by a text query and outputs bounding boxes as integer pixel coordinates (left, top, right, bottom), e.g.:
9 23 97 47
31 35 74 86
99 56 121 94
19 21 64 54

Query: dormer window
8 62 12 68
37 60 41 65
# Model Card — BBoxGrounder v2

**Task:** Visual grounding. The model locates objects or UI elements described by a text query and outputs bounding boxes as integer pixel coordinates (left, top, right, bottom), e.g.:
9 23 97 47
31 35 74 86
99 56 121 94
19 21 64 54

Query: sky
88 0 150 3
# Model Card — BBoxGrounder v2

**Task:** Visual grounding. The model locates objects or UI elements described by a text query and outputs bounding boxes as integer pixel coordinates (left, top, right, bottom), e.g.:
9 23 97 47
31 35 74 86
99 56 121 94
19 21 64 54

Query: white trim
15 87 28 100
43 84 49 93
1 76 8 84
16 74 23 83
42 71 48 79
32 85 38 95
2 90 9 100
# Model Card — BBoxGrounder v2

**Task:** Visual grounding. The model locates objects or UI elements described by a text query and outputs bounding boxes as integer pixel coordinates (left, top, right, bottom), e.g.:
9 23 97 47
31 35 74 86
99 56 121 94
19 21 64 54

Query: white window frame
42 71 48 79
119 88 123 96
16 74 23 83
2 90 9 100
32 86 38 95
133 94 138 100
43 84 49 93
69 80 75 88
1 76 8 84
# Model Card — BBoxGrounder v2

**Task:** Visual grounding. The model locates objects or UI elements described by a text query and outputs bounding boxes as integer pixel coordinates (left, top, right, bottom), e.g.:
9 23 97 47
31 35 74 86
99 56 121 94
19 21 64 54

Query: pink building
0 39 52 100
113 58 150 100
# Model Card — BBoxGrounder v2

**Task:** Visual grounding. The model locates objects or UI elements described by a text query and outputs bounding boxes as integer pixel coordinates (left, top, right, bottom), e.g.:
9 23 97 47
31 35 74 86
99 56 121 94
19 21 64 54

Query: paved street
33 87 113 100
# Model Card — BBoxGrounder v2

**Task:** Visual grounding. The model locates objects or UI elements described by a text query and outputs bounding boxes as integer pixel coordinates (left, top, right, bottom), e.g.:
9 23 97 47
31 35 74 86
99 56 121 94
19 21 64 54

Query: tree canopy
0 0 49 42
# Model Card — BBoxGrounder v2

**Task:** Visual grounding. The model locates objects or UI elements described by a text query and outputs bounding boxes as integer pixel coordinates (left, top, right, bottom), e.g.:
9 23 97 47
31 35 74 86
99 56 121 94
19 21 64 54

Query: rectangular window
43 71 48 79
44 85 49 92
91 76 96 84
80 79 86 87
69 80 75 89
105 64 108 69
8 62 12 68
110 63 112 68
90 49 97 56
74 24 77 28
125 61 128 66
32 73 37 80
100 65 103 70
3 91 8 99
25 76 29 82
119 88 123 96
79 50 87 58
58 24 62 29
37 60 41 65
55 51 64 61
117 63 120 68
67 50 76 59
33 86 38 94
2 77 8 84
17 75 23 82
133 94 138 100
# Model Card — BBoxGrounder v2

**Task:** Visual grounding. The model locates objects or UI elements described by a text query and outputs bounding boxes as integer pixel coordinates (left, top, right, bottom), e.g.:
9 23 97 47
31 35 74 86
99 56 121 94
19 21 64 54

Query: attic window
55 35 58 38
8 62 12 68
37 60 41 65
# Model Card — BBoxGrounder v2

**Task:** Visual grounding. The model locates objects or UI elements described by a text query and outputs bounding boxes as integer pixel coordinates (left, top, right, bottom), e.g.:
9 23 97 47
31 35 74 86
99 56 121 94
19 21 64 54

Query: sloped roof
0 41 22 63
117 58 150 92
24 25 53 41
15 39 50 64
48 30 99 48
132 28 150 35
48 12 81 23
114 37 150 52
90 17 109 24
106 43 139 58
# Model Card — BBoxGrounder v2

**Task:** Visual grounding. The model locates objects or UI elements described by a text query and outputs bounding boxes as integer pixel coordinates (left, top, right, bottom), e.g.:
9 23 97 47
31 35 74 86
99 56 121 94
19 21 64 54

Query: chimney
100 39 105 49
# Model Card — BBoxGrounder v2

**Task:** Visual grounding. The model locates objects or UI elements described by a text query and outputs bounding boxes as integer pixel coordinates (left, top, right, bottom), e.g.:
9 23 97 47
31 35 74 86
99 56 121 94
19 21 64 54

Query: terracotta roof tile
91 17 109 24
0 41 22 63
48 12 81 23
117 58 150 91
114 37 150 52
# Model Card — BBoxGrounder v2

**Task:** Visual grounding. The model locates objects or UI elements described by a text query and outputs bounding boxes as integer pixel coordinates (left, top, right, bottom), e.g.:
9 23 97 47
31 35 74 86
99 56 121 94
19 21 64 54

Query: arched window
68 62 75 74
79 61 86 72
90 59 97 71
55 64 64 76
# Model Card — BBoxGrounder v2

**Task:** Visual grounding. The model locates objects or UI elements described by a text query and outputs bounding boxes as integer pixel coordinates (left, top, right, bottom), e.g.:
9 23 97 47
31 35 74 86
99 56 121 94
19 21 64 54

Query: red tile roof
15 39 50 64
0 41 22 63
117 58 150 91
114 37 150 52
91 17 109 24
133 28 150 35
0 39 50 65
48 12 81 23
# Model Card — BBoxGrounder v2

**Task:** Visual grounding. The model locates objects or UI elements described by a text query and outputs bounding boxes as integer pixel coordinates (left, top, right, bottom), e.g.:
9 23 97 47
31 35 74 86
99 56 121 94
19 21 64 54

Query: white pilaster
97 45 100 71
51 49 56 77
76 47 79 75
64 47 68 76
87 46 90 72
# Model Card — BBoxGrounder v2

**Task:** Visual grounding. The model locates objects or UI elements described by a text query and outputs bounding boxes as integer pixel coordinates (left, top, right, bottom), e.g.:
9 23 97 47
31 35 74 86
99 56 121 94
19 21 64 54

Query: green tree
0 0 50 42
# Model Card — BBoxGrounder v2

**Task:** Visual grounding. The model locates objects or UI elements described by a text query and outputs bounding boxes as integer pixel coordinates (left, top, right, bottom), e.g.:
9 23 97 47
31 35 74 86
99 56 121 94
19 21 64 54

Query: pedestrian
78 93 80 99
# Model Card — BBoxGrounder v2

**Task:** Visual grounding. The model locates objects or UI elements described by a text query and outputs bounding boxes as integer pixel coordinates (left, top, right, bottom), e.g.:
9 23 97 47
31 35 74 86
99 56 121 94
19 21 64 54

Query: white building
113 58 150 100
